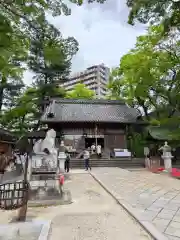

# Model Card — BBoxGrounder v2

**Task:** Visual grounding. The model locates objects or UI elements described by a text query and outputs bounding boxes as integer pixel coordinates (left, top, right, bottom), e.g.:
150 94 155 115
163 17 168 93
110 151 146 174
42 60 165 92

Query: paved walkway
47 173 152 240
91 168 180 240
0 172 152 240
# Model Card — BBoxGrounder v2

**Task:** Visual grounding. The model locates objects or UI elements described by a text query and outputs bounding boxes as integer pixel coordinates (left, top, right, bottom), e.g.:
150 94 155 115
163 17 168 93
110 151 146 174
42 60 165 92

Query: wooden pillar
95 124 98 148
126 124 132 160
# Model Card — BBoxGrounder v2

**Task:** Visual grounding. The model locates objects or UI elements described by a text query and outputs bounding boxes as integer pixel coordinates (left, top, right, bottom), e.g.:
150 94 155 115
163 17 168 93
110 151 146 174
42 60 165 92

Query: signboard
86 135 104 138
105 129 124 135
114 149 131 157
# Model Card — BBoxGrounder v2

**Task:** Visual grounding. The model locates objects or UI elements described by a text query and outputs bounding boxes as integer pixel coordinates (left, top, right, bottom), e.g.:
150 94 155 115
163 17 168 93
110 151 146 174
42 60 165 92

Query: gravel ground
48 172 153 240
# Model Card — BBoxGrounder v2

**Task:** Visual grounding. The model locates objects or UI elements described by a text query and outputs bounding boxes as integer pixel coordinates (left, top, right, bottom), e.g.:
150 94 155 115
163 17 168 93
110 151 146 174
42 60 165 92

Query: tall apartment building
60 64 110 98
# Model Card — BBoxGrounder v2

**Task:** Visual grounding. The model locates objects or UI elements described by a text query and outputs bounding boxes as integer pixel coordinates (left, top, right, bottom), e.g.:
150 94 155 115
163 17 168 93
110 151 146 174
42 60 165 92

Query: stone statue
41 129 57 155
33 129 56 154
144 147 150 157
159 141 173 171
32 129 57 169
33 139 42 154
159 141 172 157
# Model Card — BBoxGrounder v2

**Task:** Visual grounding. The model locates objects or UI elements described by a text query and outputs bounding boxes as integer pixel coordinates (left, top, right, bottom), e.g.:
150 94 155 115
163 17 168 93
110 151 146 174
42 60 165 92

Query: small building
41 99 140 158
0 128 16 154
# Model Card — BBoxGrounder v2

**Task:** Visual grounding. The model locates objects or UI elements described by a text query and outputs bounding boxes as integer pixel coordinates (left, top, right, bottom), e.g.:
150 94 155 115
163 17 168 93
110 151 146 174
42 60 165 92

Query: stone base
30 179 61 200
28 192 72 207
0 220 50 240
163 157 172 171
31 153 57 169
29 179 72 206
145 158 150 169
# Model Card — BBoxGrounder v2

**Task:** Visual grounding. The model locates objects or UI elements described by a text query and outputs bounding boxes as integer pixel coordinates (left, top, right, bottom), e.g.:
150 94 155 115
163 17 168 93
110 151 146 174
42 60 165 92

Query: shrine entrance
85 137 104 149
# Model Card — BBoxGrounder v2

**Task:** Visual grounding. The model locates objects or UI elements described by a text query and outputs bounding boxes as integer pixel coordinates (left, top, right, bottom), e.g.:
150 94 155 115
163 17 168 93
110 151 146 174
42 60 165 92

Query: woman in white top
91 144 95 154
97 145 101 158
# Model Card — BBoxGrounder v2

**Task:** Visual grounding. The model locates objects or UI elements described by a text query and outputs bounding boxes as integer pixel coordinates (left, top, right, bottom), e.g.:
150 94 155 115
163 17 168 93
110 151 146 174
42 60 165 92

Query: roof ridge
51 98 125 105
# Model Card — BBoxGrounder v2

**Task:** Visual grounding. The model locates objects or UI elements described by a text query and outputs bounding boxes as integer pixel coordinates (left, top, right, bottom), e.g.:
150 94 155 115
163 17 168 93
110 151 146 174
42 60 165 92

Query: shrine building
0 128 16 154
40 99 140 160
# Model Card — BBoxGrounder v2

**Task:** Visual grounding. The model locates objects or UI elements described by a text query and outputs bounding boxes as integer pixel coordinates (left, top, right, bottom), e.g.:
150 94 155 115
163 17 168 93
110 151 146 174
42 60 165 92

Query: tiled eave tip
90 172 169 240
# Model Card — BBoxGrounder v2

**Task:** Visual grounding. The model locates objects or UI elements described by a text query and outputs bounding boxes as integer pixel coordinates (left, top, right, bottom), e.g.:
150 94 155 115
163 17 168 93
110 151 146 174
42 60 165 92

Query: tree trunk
137 97 149 120
0 86 4 111
16 153 29 222
16 204 28 221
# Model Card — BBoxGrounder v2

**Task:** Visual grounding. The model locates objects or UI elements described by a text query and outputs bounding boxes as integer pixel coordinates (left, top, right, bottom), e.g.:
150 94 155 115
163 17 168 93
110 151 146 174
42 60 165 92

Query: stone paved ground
91 167 180 240
46 172 152 240
0 172 152 240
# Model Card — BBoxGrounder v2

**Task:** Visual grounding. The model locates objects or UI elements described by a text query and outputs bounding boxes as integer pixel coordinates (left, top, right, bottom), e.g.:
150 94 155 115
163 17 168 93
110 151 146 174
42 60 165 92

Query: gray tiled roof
0 128 16 142
41 99 140 123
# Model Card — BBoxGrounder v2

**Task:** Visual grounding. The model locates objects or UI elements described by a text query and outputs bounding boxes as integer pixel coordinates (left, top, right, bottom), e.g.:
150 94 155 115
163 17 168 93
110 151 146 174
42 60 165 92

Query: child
58 174 64 196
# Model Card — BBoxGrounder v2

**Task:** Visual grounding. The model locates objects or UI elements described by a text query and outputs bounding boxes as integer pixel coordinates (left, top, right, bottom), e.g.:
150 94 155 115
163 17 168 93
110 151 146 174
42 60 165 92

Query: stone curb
38 220 52 240
28 200 72 208
90 172 169 240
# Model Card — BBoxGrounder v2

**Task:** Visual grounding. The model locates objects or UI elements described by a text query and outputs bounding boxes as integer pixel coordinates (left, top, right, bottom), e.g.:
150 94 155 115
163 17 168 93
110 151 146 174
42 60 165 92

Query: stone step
69 158 145 169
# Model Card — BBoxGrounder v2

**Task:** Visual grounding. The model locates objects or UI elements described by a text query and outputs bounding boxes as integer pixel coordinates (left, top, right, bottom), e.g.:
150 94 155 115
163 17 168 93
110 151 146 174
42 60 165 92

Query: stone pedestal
145 157 150 169
31 153 57 169
162 155 173 171
58 152 66 172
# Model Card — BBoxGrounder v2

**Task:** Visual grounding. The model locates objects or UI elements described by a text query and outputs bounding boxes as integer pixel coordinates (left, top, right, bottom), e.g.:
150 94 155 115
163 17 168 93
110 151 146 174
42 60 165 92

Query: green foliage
108 25 180 121
128 132 148 157
70 0 106 4
1 85 66 135
127 0 180 33
66 83 95 99
0 0 107 135
0 15 28 110
28 14 78 79
149 119 160 126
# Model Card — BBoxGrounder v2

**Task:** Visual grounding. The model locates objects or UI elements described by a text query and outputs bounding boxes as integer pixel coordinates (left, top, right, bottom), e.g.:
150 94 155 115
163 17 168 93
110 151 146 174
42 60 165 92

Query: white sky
23 0 146 85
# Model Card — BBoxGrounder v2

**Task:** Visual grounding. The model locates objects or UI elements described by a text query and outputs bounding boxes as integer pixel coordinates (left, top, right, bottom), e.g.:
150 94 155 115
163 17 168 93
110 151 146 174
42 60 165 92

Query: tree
0 0 107 38
27 14 78 130
0 0 106 111
66 83 95 99
0 16 27 111
108 25 180 121
0 17 75 133
127 0 180 33
0 0 108 134
0 0 107 223
1 85 66 135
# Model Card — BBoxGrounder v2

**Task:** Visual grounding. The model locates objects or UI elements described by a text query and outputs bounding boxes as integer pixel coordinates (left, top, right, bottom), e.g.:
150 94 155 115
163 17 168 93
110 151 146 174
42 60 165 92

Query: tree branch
0 1 40 32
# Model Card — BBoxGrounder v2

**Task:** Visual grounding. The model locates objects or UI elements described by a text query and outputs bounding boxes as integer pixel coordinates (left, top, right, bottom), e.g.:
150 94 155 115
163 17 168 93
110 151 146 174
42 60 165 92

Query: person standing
83 148 91 171
64 153 70 172
97 144 102 158
91 143 96 154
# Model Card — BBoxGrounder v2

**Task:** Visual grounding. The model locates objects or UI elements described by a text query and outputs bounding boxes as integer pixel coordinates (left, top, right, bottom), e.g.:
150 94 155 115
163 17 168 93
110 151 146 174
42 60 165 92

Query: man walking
64 152 70 173
83 148 91 171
